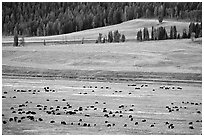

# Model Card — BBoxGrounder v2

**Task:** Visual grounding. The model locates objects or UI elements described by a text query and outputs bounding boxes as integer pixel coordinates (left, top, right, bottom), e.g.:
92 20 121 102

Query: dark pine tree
13 25 18 46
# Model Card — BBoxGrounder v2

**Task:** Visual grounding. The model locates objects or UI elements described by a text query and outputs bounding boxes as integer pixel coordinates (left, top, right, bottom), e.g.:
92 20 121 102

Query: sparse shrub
121 34 126 42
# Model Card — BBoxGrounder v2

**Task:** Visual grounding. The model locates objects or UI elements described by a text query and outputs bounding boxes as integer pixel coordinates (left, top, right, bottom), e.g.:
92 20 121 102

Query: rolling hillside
2 19 201 82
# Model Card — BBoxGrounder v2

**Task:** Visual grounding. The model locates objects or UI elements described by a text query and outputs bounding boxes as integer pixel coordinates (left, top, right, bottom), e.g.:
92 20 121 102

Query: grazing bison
9 118 13 122
150 124 155 127
107 123 111 127
50 120 55 123
61 121 66 125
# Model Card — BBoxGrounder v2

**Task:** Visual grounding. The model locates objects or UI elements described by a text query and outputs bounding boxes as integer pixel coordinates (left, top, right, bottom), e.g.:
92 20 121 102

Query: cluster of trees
97 30 125 43
154 27 168 40
188 22 202 38
169 26 178 39
2 2 202 37
137 26 168 41
96 33 105 43
137 22 202 41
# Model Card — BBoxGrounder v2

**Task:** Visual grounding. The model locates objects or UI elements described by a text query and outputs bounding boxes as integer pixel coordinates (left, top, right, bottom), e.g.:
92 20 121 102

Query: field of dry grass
3 38 202 75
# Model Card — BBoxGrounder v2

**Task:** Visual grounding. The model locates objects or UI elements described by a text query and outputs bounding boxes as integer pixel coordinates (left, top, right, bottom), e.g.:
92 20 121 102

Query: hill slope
2 19 190 43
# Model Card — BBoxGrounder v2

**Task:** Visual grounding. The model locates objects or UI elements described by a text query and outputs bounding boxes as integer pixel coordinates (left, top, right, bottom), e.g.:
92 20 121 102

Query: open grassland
2 39 202 78
2 19 202 135
2 78 202 135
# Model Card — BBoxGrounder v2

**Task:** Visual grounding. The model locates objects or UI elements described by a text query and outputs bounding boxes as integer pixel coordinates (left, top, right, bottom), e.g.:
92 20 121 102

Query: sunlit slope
2 19 190 42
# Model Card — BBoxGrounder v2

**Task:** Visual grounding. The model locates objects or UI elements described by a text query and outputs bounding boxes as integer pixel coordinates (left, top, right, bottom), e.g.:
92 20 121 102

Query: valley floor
2 38 202 135
2 78 202 135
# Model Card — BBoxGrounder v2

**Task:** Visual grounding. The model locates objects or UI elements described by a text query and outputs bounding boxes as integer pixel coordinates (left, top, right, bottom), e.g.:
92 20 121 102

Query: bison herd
2 82 202 134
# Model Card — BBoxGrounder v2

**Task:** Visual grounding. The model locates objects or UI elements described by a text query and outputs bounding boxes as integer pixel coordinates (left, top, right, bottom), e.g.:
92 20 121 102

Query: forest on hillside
2 2 202 37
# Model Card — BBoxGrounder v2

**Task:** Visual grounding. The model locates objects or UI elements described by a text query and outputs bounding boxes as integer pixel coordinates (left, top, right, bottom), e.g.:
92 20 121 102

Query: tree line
95 22 201 45
2 2 202 37
136 22 202 41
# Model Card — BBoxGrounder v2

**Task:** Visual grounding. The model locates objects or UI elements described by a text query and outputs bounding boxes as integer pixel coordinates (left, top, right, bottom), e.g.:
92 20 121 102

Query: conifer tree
13 25 18 46
170 26 173 39
151 26 154 40
195 23 200 38
143 27 149 41
108 31 113 43
113 30 121 42
182 29 188 38
158 4 164 23
189 22 195 38
173 26 177 39
121 34 126 42
137 30 142 41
